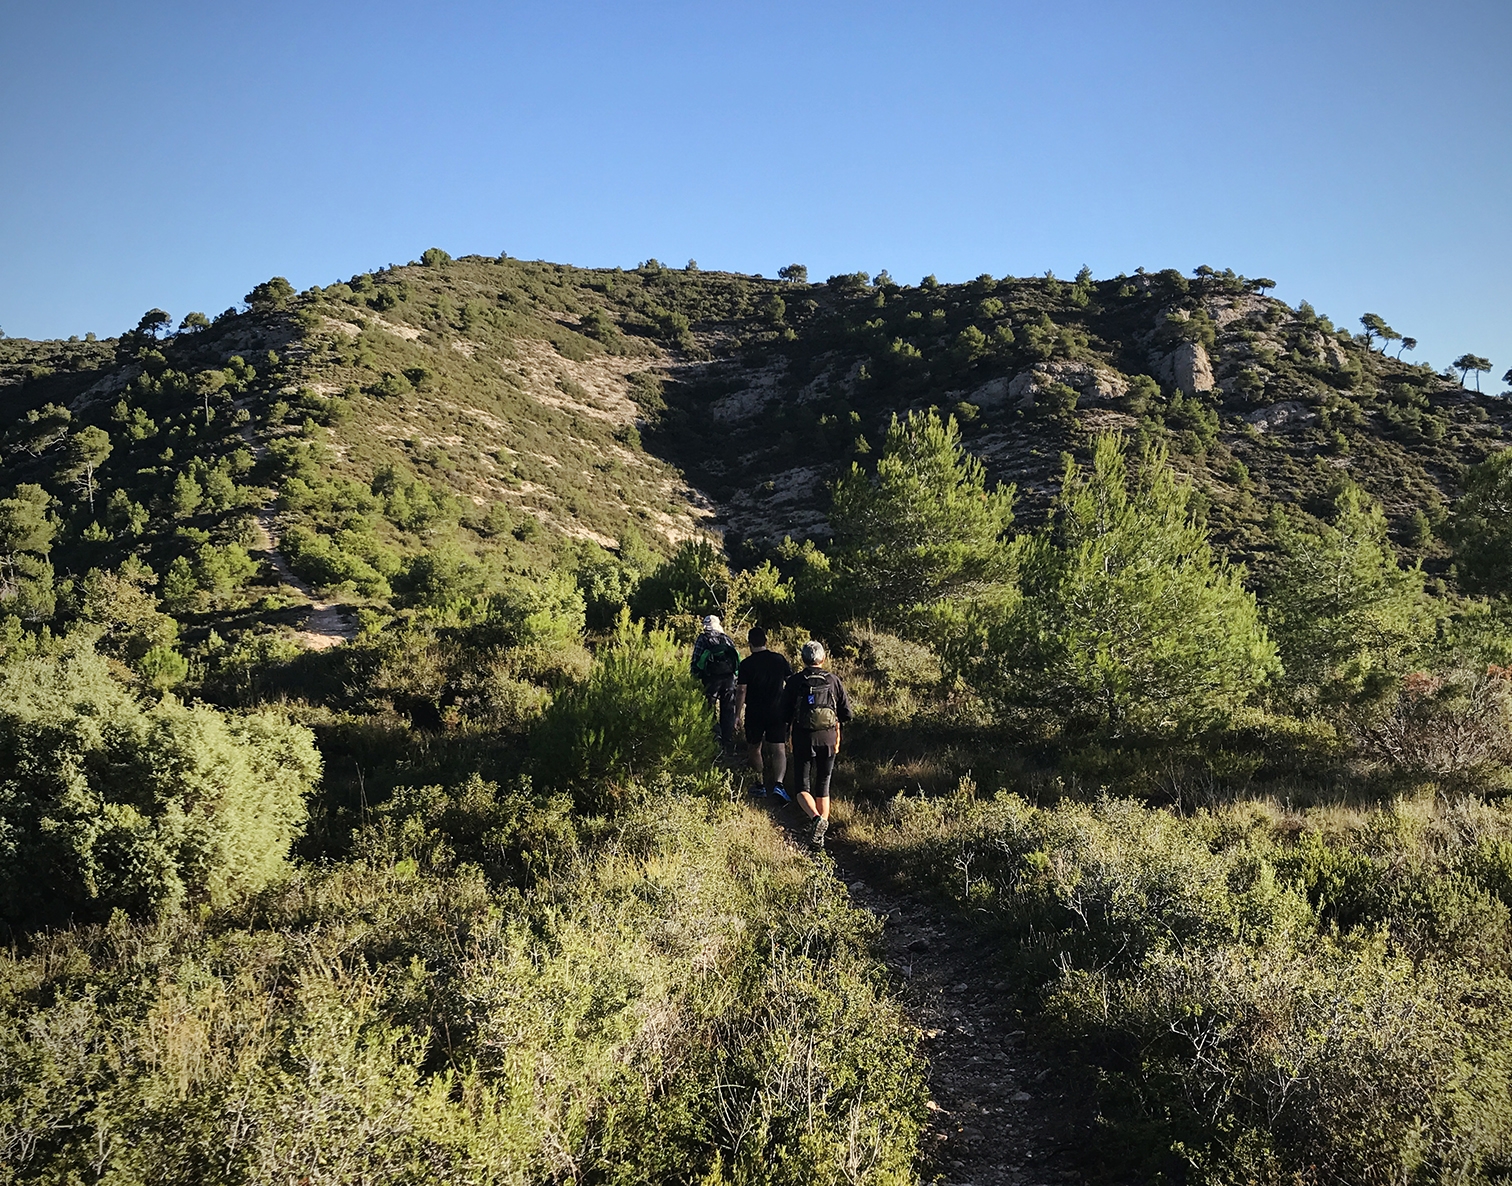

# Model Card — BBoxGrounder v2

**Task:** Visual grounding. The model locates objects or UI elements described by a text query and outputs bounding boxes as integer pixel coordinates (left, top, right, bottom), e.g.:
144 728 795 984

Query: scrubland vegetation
2 253 1511 1181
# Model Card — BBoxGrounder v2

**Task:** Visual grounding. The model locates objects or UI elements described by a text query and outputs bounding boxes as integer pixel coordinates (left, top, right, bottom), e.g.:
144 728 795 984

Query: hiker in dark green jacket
690 615 740 754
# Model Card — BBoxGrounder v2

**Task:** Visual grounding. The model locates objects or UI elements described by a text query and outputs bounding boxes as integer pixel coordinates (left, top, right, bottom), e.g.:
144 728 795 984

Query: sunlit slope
1 254 1507 644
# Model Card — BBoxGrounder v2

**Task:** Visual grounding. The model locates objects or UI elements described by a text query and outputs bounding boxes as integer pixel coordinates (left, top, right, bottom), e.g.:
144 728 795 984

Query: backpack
699 635 739 680
796 670 839 731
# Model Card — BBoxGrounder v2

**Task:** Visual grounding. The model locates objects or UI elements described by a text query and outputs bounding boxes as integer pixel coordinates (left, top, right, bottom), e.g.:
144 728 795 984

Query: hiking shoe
810 817 828 849
771 785 792 806
748 781 768 799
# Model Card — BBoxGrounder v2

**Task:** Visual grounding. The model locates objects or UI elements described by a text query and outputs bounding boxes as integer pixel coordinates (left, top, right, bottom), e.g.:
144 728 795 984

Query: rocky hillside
1 254 1507 648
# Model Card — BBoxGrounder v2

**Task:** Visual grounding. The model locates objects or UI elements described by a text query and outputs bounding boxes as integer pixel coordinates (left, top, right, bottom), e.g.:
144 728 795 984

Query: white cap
703 615 722 634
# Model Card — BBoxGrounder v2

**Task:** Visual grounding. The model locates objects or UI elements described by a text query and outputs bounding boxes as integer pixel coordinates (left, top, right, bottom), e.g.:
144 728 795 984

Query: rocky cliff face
1160 340 1215 394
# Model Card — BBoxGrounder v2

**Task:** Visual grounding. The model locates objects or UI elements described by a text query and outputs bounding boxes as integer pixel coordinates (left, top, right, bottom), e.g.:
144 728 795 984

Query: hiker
734 626 793 802
690 614 741 754
780 640 852 849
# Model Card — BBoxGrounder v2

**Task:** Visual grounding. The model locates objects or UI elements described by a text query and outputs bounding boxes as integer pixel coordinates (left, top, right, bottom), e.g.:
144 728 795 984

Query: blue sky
2 0 1508 382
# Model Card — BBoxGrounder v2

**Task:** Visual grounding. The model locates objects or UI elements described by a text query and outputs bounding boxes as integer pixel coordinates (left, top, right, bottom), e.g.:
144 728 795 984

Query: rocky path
769 805 1094 1184
246 508 355 650
237 404 354 650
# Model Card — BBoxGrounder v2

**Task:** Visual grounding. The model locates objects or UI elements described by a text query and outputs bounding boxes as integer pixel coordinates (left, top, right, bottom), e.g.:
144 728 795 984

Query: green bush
982 434 1276 736
854 788 1512 1182
533 613 715 810
283 524 393 598
0 793 924 1184
0 634 320 928
1266 487 1432 711
1453 449 1512 595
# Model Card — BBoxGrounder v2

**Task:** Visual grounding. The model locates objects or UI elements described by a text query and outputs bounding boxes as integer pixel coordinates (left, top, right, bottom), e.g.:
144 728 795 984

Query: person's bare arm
734 684 747 718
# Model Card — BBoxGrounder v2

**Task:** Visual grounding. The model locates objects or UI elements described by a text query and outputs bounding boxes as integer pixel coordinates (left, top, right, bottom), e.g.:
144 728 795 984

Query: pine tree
1266 487 1431 710
829 409 1015 627
982 434 1275 735
1453 354 1492 390
60 426 111 513
1450 449 1512 595
0 484 56 621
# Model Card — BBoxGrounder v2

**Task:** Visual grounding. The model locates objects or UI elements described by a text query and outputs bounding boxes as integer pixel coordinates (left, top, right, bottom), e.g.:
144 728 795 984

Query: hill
2 254 1507 655
6 253 1512 1183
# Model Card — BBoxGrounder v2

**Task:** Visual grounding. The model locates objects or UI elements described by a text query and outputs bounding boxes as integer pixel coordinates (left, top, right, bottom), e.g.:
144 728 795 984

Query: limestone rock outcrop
1244 400 1317 433
991 360 1130 409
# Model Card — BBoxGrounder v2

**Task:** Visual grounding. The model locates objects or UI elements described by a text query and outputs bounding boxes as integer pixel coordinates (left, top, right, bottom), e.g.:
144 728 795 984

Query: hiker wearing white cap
779 640 852 849
690 614 741 754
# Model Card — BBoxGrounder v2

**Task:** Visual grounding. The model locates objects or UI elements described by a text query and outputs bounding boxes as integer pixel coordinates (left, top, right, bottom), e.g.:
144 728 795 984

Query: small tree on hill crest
1453 354 1492 390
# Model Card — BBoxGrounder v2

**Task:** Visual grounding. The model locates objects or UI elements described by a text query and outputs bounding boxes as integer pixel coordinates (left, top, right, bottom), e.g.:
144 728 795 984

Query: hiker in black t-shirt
780 640 853 849
690 615 741 753
734 627 793 802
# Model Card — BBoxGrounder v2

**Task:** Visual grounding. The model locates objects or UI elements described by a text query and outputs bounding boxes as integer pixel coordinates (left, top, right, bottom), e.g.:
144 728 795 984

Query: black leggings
794 737 837 799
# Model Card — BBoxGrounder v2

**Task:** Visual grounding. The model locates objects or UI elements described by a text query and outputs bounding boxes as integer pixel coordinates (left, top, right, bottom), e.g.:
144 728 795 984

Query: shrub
1453 449 1512 595
0 793 924 1183
1266 487 1432 711
0 635 320 928
857 789 1512 1182
1356 666 1512 784
983 434 1276 736
629 538 726 621
533 613 715 810
282 525 392 599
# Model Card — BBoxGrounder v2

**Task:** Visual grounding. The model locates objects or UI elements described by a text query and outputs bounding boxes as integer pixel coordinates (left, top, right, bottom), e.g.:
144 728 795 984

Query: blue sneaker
748 781 768 799
771 784 792 806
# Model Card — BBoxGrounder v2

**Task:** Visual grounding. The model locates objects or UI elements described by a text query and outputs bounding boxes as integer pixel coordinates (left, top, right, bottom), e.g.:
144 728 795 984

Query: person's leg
794 732 819 819
704 685 720 742
808 748 837 848
717 680 736 751
762 740 787 792
812 749 837 817
743 714 765 782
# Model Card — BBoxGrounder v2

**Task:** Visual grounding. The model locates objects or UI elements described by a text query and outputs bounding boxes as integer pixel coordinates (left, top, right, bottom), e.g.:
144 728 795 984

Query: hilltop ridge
1 252 1507 654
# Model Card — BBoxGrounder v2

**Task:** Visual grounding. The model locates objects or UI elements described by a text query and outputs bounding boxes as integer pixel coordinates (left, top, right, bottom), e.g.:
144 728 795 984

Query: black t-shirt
738 649 793 724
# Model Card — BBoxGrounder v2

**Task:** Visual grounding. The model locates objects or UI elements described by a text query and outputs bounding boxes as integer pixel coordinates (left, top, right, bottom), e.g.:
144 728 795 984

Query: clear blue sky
2 0 1508 383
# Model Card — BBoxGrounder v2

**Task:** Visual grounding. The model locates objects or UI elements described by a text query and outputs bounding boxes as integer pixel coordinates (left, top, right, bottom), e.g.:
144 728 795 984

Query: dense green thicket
532 613 715 810
0 630 319 930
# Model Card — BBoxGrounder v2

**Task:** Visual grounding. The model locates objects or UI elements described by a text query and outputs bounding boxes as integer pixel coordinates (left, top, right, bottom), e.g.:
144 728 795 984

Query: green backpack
797 671 839 731
699 636 739 680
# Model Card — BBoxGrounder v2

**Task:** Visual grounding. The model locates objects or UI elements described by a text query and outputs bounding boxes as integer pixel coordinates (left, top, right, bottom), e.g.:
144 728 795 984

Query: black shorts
792 731 838 798
744 715 786 745
791 729 839 763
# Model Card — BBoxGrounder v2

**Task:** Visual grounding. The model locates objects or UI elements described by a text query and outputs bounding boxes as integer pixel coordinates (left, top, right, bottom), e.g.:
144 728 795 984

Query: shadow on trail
754 793 1098 1186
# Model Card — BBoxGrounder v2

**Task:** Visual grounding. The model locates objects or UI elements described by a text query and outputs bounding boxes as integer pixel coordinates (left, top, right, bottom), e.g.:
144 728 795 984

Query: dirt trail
237 404 355 650
768 805 1093 1184
246 510 355 650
